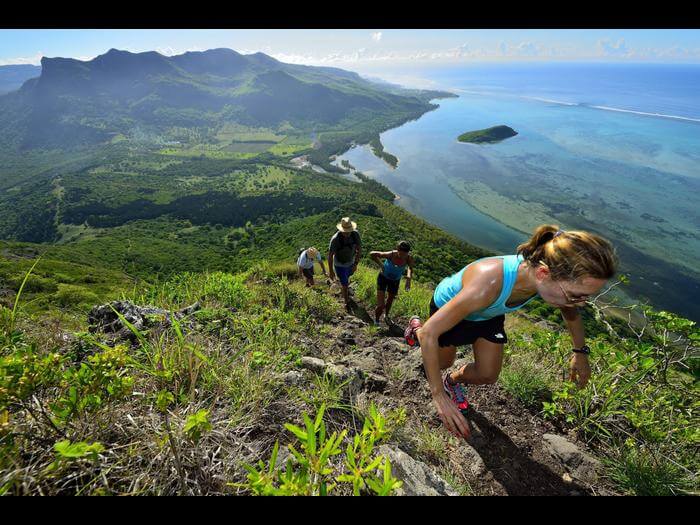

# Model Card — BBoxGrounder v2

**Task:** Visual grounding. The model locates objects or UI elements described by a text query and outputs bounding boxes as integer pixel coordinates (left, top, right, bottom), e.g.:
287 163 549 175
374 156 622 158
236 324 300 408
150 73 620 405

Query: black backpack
334 232 358 264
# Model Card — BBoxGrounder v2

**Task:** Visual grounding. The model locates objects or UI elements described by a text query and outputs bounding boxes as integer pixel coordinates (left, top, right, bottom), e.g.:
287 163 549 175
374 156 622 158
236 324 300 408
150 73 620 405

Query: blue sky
2 29 700 73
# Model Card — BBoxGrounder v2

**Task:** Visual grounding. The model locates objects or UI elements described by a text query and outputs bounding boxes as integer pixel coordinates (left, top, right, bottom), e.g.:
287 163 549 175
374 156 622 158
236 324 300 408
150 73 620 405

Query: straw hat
336 217 357 232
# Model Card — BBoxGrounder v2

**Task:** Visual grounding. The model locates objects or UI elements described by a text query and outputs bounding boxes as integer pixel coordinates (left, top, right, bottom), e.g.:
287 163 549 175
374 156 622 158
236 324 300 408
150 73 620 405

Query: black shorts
429 297 507 347
302 267 314 279
377 272 400 295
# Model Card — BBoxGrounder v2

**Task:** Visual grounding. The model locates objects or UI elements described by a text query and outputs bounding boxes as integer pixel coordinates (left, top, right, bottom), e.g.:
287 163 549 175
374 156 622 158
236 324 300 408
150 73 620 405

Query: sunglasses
556 280 590 304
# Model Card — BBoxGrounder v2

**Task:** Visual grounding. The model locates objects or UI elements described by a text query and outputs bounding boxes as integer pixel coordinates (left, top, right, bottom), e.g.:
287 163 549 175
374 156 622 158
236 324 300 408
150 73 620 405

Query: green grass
499 354 554 408
604 446 696 496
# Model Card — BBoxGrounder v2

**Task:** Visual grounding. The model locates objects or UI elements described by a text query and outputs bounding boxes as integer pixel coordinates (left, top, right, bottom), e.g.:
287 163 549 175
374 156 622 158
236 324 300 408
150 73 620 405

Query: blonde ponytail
517 224 618 281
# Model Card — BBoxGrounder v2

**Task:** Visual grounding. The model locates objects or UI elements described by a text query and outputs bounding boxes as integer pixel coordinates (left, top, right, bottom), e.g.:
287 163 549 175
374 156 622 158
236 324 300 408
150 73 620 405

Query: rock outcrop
377 445 459 496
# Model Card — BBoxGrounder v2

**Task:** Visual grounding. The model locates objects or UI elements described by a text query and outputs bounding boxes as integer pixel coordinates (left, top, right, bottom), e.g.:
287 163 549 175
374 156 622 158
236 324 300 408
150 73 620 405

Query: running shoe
443 371 469 412
404 316 422 347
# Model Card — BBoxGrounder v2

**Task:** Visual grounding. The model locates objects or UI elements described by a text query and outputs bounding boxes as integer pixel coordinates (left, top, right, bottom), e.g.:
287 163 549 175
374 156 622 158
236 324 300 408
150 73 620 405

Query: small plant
336 403 401 496
155 389 175 413
183 409 212 443
1 343 65 411
298 371 351 413
46 440 105 474
50 344 134 423
250 351 269 370
238 403 402 496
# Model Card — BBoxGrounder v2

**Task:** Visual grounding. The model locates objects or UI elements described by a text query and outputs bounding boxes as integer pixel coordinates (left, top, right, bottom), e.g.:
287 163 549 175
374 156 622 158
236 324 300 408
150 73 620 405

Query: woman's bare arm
419 261 502 438
369 250 393 265
560 306 591 388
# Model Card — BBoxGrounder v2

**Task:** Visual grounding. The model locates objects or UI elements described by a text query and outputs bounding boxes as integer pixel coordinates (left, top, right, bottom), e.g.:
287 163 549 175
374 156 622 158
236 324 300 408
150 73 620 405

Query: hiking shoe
443 372 469 413
404 316 422 347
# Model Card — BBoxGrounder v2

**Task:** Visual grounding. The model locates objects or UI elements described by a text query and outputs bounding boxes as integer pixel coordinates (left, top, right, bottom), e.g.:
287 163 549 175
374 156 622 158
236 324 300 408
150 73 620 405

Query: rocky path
303 288 614 496
87 284 615 496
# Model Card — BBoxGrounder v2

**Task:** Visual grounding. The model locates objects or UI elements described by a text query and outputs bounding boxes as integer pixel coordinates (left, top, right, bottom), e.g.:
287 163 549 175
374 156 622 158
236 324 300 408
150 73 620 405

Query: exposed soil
301 283 616 496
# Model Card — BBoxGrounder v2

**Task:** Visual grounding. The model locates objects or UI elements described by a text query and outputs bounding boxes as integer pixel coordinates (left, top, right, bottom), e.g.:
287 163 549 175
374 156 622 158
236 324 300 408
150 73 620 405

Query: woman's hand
569 353 592 388
433 392 471 440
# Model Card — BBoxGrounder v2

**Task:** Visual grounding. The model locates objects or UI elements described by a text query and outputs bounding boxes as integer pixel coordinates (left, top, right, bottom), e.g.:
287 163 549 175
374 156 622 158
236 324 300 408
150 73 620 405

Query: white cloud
0 52 44 66
515 41 538 56
238 39 700 68
156 46 204 56
156 46 177 56
371 32 382 42
597 38 631 57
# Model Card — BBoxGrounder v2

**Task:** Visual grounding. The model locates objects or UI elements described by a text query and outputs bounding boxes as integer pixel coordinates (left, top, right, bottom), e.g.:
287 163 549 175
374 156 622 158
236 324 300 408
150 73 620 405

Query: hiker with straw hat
297 247 327 287
328 217 362 309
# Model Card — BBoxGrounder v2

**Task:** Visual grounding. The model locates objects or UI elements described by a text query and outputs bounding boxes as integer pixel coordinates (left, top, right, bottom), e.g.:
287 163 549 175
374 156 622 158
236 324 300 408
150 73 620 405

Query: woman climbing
370 241 415 326
403 225 617 440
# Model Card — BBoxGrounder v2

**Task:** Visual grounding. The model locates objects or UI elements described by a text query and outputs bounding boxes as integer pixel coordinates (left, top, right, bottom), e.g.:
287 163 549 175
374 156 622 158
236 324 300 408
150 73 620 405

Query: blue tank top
433 254 538 321
382 255 406 281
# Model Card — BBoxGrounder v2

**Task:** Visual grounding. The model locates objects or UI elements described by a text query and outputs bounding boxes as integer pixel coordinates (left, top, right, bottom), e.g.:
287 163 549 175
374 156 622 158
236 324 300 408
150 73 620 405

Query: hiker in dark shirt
328 217 362 309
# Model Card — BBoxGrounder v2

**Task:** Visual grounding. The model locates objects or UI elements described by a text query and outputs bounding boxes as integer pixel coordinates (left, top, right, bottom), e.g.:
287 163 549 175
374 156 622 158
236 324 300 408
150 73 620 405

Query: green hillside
1 261 697 495
0 48 696 497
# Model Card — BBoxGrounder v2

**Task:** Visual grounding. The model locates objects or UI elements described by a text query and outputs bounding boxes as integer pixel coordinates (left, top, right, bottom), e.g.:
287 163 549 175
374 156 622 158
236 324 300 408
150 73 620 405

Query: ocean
336 62 700 321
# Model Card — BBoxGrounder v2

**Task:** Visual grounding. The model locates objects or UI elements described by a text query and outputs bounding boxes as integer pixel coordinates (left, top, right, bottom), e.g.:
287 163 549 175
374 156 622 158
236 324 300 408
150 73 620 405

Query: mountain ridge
1 48 453 150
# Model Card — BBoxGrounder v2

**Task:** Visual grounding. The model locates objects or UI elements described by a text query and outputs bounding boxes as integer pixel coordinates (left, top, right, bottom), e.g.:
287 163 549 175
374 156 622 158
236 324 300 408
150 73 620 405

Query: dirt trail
312 283 613 496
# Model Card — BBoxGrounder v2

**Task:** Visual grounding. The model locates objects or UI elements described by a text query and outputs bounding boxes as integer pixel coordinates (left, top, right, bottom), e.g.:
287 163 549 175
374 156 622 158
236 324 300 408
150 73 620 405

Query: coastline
330 94 452 169
445 179 546 237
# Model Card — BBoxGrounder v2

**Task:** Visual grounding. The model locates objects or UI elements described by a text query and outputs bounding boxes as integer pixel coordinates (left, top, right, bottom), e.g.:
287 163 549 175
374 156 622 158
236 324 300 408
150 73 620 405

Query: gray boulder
377 445 459 496
300 356 328 374
339 347 382 375
300 356 385 393
542 434 602 484
88 300 200 340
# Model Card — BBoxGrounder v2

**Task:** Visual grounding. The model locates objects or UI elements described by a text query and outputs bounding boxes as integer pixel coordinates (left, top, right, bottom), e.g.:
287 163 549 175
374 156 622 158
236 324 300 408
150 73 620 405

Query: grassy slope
1 264 696 495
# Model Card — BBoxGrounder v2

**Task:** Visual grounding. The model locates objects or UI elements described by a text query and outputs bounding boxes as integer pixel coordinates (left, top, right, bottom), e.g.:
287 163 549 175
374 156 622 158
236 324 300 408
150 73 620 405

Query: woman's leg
385 291 397 318
375 290 385 322
450 338 503 385
438 345 457 370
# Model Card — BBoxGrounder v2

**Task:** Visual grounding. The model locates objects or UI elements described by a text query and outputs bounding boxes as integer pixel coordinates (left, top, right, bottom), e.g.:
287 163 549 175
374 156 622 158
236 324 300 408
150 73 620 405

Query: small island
458 125 518 144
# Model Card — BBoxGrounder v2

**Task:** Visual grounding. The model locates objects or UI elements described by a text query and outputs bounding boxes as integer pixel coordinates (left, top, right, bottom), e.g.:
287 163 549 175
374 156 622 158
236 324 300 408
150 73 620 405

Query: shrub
53 284 100 308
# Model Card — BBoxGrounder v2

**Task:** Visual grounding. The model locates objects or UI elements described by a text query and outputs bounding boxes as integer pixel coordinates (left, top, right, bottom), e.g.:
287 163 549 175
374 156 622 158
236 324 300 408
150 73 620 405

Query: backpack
334 232 358 264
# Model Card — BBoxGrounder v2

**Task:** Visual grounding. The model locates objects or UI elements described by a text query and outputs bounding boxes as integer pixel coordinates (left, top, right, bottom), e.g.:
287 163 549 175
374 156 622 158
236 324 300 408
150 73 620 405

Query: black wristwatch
572 345 591 355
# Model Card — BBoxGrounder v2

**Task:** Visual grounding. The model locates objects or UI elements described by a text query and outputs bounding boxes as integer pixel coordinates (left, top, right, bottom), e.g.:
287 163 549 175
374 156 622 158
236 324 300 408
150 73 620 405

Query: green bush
8 274 58 294
53 284 100 308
